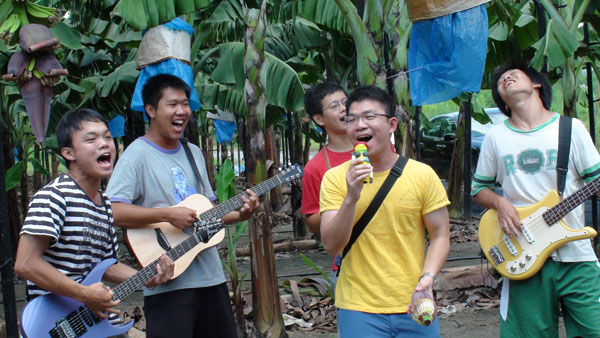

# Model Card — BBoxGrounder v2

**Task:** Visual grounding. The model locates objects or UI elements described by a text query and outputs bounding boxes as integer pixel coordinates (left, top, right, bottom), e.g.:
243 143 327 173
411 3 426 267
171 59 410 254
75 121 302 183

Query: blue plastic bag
213 119 237 144
409 4 488 106
108 115 126 138
132 18 201 117
131 58 202 117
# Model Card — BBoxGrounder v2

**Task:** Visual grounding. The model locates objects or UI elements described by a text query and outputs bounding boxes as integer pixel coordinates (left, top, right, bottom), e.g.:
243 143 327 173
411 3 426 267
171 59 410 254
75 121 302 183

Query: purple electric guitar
19 219 224 338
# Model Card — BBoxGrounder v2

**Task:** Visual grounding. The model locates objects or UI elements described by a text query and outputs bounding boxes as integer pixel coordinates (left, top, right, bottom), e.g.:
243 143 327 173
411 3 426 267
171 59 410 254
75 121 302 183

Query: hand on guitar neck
221 189 260 224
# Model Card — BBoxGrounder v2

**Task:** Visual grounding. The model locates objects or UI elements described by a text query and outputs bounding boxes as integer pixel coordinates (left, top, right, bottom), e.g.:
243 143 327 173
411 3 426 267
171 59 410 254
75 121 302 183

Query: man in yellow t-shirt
320 86 450 337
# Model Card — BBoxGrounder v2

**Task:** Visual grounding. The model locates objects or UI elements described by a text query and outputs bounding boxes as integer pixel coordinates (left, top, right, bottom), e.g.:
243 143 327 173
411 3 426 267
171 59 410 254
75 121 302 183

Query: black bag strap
341 156 408 261
181 139 207 195
557 116 572 196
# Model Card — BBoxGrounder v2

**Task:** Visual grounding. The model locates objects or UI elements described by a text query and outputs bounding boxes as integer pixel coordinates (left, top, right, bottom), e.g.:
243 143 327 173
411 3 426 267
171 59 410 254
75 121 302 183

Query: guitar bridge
51 311 88 338
488 245 505 265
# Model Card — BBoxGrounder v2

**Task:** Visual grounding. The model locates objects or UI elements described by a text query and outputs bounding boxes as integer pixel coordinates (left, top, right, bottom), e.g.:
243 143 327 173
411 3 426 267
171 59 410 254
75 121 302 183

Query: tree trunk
206 131 216 191
19 144 29 224
388 1 414 157
561 58 577 118
124 109 145 148
33 143 42 192
2 121 20 255
185 112 201 147
266 125 282 212
51 151 59 181
302 122 311 167
244 4 287 337
447 101 468 219
221 142 229 163
294 113 307 239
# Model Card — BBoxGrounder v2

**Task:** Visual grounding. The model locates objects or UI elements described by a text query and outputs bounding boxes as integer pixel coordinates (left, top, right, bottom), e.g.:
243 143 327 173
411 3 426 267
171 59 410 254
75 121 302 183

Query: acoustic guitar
125 164 303 278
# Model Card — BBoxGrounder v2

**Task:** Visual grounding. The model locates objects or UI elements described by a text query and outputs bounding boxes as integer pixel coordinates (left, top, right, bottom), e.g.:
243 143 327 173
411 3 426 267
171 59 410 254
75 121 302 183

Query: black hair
304 82 346 119
491 62 552 117
141 74 191 109
345 85 396 117
56 108 107 168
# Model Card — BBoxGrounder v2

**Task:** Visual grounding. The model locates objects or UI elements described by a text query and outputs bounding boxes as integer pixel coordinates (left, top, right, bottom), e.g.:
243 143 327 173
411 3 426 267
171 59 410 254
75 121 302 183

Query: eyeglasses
323 99 347 112
344 112 390 125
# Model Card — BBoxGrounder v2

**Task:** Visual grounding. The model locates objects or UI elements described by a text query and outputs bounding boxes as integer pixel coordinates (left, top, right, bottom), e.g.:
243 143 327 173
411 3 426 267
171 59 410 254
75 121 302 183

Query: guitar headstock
279 163 304 184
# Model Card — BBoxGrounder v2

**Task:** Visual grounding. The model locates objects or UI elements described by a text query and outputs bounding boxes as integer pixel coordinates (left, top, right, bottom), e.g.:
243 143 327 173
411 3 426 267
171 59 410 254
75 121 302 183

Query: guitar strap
557 116 572 196
181 139 207 196
338 156 408 274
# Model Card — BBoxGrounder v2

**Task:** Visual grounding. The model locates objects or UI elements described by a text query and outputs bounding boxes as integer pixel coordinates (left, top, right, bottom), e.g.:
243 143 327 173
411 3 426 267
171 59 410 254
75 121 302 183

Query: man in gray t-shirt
106 74 259 338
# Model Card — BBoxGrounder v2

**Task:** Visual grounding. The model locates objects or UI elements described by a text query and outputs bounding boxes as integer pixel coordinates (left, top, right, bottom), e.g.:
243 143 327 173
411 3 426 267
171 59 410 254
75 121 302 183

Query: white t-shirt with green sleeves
473 113 600 262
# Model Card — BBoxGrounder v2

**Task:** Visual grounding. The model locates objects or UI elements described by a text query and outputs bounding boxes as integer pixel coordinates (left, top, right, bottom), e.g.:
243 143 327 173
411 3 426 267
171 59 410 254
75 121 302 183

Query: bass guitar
19 220 224 338
125 164 303 278
478 176 599 280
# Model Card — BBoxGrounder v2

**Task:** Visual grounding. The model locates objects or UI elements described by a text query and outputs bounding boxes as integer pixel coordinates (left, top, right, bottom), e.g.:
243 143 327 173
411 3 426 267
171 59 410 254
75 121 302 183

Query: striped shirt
20 174 118 298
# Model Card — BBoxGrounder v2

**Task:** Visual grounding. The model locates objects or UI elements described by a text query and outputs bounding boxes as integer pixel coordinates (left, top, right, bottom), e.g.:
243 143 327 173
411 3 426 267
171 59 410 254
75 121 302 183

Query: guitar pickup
488 245 505 265
522 228 534 244
502 234 518 256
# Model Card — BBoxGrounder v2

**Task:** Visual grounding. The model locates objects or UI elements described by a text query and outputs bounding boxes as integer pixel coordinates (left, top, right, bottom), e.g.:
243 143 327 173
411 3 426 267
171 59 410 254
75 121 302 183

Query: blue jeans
338 308 441 338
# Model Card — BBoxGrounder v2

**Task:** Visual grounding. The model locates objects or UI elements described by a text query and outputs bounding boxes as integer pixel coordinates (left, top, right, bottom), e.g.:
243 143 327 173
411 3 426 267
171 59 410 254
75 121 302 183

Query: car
419 108 507 178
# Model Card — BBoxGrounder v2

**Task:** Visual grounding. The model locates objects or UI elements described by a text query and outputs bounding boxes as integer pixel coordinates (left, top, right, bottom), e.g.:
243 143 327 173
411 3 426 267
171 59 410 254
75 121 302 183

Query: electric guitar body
479 188 598 280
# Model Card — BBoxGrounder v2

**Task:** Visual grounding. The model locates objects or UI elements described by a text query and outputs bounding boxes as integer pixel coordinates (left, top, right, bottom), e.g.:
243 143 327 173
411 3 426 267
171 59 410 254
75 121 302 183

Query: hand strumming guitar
165 207 198 230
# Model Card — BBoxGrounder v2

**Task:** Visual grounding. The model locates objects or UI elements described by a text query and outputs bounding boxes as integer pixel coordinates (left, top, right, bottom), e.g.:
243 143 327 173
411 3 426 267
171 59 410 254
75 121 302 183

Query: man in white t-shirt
472 62 600 337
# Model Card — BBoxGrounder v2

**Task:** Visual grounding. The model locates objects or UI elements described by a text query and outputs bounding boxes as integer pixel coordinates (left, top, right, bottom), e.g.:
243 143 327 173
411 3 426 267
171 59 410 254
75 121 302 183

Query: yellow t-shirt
320 158 450 313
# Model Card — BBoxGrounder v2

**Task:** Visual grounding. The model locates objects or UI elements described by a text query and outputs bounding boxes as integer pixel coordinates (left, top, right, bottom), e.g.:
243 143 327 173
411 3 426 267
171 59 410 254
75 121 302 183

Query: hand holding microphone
353 142 373 184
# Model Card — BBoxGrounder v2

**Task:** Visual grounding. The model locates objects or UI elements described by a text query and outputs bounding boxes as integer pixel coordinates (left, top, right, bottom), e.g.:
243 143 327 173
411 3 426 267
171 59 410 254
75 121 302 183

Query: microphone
353 142 373 183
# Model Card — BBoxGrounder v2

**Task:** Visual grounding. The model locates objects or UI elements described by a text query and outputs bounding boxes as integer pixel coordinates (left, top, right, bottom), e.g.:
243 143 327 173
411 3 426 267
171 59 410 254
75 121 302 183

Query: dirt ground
1 209 568 338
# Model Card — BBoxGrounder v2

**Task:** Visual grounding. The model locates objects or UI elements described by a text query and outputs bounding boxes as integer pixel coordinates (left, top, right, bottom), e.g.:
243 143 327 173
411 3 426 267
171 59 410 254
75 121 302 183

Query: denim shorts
337 308 440 338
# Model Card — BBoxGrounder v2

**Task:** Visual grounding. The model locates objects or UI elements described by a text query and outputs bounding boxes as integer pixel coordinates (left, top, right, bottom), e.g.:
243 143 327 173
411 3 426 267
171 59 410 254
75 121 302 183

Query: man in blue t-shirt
107 74 259 338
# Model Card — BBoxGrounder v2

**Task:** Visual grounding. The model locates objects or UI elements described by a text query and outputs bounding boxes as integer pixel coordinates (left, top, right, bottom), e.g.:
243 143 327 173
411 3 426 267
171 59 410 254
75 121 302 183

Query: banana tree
244 3 287 336
531 0 593 117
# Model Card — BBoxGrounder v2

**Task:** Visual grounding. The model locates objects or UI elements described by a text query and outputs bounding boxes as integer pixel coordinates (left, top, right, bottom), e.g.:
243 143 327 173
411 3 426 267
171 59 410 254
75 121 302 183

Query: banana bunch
0 13 21 41
25 1 61 25
0 1 61 42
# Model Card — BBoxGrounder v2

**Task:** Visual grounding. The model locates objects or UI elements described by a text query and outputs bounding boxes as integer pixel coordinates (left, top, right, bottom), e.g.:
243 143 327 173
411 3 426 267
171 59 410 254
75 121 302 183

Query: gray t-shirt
106 137 224 296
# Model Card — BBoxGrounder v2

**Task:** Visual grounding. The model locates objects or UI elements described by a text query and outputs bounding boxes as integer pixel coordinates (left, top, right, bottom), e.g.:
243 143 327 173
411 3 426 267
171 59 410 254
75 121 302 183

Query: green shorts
500 260 600 338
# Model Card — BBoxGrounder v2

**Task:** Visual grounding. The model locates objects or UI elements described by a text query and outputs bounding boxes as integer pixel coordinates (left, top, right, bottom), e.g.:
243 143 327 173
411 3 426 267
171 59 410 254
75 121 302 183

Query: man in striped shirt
15 109 174 321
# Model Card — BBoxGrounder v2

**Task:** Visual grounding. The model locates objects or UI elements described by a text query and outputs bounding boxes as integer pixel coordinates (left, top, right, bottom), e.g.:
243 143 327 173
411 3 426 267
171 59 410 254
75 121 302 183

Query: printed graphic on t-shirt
171 166 196 203
503 148 557 176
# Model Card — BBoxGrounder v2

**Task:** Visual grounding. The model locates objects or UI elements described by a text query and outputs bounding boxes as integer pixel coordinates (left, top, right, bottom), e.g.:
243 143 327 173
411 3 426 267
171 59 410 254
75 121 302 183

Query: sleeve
420 164 451 215
471 133 498 196
105 154 141 204
571 118 600 183
319 166 347 213
301 165 321 215
20 187 66 243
